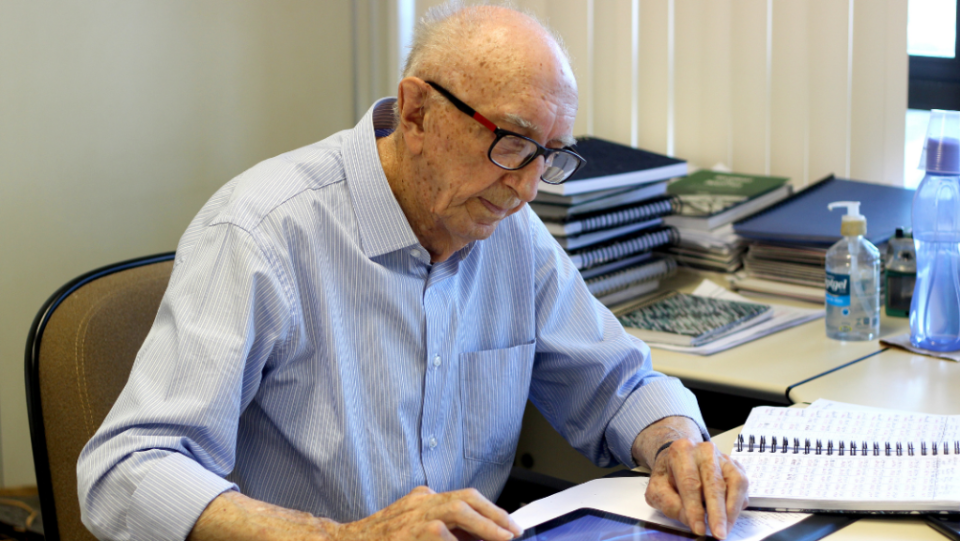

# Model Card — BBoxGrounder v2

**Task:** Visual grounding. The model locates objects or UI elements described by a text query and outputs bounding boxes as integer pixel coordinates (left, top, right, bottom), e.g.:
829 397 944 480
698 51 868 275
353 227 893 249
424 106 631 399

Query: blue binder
733 175 915 246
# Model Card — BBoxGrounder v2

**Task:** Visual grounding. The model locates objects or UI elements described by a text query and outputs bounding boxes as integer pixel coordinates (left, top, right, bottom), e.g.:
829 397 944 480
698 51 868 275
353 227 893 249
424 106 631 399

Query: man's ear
396 77 430 156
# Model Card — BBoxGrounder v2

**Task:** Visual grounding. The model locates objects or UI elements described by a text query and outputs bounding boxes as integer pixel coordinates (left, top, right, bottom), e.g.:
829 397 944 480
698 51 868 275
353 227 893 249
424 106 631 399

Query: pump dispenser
825 200 881 340
827 201 866 236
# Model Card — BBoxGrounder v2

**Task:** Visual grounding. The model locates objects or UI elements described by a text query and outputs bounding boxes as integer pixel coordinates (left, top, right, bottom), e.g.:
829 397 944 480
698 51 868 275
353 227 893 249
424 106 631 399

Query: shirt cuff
128 452 238 541
605 376 709 468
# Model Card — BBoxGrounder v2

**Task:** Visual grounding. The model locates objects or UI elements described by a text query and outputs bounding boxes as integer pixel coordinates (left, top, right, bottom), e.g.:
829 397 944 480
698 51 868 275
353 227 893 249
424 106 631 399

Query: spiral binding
572 226 679 270
586 256 677 297
575 197 676 235
737 434 960 457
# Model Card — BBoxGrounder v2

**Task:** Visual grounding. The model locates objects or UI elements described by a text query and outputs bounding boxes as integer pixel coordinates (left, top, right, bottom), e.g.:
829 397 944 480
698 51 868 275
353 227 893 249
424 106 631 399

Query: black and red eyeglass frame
424 80 585 184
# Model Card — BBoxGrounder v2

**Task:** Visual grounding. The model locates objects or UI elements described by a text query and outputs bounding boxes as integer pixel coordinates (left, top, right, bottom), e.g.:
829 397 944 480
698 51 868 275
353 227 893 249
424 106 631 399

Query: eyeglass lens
489 135 580 184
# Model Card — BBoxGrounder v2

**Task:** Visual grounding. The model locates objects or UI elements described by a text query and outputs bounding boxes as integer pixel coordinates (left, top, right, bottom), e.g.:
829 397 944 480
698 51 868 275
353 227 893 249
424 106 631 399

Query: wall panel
696 0 734 170
594 0 636 146
883 0 908 185
851 0 892 184
542 0 594 136
730 0 771 175
673 0 703 164
637 0 671 155
807 0 854 182
770 0 810 187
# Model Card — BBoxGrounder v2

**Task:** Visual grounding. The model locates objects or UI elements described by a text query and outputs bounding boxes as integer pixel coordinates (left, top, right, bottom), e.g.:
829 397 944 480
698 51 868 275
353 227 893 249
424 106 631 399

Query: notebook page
741 406 948 446
936 455 960 502
736 452 941 505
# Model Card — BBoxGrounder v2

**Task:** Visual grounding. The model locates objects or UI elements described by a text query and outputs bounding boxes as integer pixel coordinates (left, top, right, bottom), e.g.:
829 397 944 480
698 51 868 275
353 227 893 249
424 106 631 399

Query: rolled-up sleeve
77 222 293 541
527 211 707 469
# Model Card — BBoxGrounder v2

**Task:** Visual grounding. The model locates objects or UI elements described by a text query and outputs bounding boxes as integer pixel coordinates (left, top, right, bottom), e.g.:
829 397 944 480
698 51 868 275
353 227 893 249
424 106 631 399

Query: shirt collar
342 98 422 259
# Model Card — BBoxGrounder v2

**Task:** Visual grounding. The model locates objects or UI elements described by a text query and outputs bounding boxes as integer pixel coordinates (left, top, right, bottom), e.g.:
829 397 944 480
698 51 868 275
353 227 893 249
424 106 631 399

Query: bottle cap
828 201 866 236
919 110 960 175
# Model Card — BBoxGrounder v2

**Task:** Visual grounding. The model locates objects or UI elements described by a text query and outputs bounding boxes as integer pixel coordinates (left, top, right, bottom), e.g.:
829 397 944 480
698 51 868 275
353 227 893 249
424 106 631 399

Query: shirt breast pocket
459 341 536 465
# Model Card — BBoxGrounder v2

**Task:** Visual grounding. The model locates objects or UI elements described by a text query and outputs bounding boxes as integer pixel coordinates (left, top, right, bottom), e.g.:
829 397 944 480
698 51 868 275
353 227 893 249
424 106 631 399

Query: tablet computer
516 507 708 540
925 514 960 541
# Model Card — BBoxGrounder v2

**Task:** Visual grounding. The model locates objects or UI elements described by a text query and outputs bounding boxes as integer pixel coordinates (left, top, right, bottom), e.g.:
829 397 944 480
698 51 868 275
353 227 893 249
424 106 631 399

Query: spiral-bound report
734 404 960 513
568 227 678 270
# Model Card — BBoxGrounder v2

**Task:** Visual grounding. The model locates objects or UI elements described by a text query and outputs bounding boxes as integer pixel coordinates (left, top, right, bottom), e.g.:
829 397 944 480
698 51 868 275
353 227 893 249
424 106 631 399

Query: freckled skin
378 11 578 263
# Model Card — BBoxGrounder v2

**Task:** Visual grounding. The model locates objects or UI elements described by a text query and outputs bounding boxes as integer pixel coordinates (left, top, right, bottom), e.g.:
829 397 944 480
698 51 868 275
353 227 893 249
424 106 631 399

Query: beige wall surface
0 0 355 487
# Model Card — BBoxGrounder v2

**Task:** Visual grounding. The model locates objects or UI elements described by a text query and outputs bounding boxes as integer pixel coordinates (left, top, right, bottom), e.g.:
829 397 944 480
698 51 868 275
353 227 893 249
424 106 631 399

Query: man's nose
504 158 542 203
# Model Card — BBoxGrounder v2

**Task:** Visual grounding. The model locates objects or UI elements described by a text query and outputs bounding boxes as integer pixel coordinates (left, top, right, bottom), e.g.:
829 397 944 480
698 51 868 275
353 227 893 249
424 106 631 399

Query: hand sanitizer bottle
825 201 881 341
910 109 960 351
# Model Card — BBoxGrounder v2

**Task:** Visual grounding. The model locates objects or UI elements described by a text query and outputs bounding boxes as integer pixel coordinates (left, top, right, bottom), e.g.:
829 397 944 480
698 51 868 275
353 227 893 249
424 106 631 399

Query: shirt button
433 355 442 367
411 249 421 258
429 437 438 449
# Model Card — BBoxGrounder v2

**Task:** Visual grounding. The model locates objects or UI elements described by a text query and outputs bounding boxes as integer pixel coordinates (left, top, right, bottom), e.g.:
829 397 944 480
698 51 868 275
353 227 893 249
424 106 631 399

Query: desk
789 347 960 414
644 270 910 404
712 421 946 540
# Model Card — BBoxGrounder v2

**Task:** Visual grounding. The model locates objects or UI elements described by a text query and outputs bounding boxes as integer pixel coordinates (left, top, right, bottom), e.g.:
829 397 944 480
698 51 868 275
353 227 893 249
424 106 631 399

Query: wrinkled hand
333 486 523 541
645 439 748 539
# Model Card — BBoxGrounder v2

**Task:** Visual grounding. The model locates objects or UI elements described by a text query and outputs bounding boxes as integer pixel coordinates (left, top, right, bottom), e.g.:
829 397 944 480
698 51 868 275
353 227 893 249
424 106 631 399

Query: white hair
400 0 570 80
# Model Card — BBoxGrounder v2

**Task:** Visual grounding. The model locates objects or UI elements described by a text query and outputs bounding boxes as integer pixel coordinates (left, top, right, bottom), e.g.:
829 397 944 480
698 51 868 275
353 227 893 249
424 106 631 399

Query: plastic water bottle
825 201 881 341
910 109 960 351
884 228 916 318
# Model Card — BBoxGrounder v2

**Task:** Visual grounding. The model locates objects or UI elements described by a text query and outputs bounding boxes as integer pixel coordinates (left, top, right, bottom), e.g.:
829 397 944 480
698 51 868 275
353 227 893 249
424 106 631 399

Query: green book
616 291 772 346
663 170 791 231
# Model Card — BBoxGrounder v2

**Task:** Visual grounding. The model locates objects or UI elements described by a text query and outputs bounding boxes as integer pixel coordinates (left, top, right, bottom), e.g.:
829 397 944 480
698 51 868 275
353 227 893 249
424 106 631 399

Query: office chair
24 251 573 539
25 252 175 541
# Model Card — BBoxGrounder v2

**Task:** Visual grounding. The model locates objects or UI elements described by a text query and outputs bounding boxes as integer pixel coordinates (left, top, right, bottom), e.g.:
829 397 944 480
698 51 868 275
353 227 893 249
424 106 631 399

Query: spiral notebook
544 196 676 237
734 402 960 513
568 227 678 270
616 291 772 346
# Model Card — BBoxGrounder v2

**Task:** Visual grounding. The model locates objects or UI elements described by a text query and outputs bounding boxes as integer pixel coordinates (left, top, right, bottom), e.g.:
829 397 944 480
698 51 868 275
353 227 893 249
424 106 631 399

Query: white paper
734 400 960 507
880 332 960 362
511 476 807 541
643 280 824 355
740 401 960 445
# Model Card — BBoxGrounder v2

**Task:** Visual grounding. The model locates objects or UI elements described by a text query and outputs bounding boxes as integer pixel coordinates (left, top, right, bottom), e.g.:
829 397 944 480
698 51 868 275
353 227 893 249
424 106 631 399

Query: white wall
0 0 355 487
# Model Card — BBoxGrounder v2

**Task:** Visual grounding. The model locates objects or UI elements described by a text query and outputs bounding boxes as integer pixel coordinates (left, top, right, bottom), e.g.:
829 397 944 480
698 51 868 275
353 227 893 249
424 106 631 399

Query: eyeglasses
425 81 585 185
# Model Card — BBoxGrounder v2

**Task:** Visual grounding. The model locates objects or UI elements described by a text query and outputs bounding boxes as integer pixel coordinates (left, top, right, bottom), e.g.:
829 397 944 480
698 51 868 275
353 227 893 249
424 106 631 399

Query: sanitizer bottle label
825 271 851 306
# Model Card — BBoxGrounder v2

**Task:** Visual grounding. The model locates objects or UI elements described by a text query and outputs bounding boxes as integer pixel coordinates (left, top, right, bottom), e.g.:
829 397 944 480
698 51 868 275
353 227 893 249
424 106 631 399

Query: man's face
414 76 578 248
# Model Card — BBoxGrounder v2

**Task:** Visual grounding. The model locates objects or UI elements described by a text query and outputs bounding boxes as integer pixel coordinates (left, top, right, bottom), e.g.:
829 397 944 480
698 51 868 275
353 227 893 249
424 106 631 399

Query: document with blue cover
733 175 915 246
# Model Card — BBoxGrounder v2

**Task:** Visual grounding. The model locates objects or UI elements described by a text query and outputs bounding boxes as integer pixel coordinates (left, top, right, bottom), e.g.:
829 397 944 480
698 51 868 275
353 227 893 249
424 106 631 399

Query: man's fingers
418 519 461 541
449 488 523 537
695 444 729 539
663 440 708 536
722 457 750 526
644 473 683 522
434 498 517 541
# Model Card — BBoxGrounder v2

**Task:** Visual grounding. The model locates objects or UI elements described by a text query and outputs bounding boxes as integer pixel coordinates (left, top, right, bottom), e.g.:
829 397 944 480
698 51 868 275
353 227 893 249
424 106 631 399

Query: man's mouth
479 198 512 217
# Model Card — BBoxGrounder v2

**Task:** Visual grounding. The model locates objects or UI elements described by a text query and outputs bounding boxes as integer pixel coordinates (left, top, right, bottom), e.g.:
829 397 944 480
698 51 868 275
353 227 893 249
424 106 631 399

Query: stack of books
738 243 827 303
533 137 689 306
660 170 792 273
731 175 915 304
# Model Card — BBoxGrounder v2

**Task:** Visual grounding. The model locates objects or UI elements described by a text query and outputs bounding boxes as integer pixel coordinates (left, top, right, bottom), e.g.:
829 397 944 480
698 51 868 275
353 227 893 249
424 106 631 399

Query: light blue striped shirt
77 99 706 541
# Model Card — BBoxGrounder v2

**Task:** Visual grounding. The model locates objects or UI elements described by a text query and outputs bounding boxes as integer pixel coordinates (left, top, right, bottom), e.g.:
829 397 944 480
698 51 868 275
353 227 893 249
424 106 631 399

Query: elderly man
78 4 747 541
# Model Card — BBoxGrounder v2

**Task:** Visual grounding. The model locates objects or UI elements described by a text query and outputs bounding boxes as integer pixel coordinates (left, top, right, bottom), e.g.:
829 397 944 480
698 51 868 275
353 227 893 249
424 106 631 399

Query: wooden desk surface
789 347 960 415
635 270 909 403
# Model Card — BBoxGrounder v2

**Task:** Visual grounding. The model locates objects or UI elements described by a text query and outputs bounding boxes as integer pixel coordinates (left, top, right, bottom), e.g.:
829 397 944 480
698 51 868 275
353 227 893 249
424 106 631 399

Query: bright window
908 0 957 58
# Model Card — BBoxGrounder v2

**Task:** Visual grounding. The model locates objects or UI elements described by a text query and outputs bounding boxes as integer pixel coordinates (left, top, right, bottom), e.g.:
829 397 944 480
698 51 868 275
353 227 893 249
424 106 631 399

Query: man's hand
633 417 749 540
188 486 523 541
333 486 523 541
